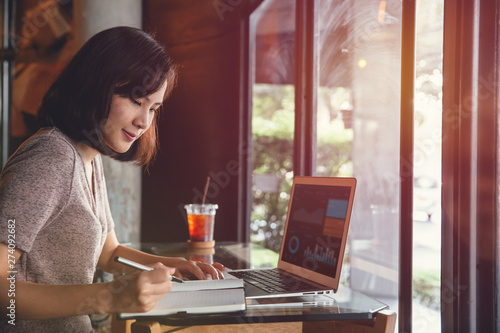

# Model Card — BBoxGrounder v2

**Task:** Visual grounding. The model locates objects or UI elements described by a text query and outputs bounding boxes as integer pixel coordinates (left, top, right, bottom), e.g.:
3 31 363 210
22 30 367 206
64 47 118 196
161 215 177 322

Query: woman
0 26 224 332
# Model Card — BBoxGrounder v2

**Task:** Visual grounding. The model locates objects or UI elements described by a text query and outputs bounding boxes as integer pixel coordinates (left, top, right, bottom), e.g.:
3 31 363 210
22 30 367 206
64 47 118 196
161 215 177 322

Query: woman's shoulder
20 127 77 155
6 127 79 168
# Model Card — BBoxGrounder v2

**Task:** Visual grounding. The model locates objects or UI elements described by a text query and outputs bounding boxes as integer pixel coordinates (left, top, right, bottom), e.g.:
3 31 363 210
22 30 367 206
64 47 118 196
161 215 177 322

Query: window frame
293 0 317 177
442 0 499 331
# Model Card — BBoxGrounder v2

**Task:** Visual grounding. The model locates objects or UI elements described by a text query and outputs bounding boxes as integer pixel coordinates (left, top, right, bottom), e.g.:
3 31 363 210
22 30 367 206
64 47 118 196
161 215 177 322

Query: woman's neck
74 141 99 165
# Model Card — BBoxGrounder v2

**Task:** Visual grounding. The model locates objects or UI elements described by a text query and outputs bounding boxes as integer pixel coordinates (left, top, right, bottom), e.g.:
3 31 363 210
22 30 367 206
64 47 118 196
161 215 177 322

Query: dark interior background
141 0 248 243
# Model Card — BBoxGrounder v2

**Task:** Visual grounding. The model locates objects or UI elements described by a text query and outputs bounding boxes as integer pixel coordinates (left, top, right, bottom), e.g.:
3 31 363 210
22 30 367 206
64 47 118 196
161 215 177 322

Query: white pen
114 256 184 283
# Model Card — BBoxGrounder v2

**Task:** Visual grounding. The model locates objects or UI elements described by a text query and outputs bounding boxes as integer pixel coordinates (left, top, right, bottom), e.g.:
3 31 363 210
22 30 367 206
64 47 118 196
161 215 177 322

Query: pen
114 256 184 283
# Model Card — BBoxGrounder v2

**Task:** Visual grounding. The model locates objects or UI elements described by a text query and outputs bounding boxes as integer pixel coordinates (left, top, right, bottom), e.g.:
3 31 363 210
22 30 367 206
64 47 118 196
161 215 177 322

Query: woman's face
102 82 167 153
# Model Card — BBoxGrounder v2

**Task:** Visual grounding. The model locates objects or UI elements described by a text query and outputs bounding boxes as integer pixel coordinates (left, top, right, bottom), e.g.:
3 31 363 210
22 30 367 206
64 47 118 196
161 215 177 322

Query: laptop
227 176 357 299
246 294 337 309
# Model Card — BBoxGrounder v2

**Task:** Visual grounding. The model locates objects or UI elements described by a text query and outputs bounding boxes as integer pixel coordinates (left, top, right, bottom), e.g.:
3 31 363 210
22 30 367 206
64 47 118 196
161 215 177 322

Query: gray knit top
0 127 114 332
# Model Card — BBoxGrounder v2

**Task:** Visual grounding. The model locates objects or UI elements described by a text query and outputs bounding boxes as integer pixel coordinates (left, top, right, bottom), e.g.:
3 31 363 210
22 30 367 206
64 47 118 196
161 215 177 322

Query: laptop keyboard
230 268 320 294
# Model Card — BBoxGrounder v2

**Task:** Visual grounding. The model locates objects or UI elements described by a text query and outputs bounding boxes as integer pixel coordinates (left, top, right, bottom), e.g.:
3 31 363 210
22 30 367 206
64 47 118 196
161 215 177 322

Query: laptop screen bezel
277 176 357 291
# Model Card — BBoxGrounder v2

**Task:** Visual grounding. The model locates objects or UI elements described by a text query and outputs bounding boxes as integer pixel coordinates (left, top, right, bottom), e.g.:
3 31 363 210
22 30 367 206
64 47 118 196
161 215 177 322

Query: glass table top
122 242 389 326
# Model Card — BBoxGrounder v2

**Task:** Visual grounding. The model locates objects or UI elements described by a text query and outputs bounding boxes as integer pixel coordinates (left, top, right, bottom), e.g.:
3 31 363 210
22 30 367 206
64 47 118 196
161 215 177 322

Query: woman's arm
0 243 173 320
97 230 225 280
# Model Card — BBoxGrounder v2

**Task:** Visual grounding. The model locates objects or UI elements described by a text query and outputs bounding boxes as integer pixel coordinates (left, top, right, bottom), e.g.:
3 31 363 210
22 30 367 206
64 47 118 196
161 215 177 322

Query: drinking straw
202 176 211 205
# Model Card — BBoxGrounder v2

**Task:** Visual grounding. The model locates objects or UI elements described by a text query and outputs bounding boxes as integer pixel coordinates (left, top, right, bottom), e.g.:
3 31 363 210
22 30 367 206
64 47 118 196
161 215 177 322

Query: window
249 0 404 323
245 0 499 331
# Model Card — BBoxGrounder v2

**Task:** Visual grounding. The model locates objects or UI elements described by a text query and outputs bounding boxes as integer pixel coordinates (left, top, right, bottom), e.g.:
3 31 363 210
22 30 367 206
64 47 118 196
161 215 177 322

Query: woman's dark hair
38 26 177 166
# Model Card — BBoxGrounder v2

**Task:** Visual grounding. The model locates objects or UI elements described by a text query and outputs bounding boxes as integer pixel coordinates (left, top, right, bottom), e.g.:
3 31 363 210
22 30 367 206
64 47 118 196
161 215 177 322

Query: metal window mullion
442 0 477 331
475 0 499 330
294 0 317 177
399 0 416 332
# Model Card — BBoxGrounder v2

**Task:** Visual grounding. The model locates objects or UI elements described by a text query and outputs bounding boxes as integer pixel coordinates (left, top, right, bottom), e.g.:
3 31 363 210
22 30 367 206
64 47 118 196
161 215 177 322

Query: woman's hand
108 263 174 314
163 257 226 280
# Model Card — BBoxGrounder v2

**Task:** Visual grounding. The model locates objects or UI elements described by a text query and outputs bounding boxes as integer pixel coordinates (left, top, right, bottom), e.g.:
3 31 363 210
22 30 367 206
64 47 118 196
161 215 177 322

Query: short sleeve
0 134 75 253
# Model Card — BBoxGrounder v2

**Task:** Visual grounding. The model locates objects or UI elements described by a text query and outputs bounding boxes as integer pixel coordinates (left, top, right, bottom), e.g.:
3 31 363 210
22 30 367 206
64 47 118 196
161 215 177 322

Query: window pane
413 0 443 331
250 0 295 259
317 0 402 316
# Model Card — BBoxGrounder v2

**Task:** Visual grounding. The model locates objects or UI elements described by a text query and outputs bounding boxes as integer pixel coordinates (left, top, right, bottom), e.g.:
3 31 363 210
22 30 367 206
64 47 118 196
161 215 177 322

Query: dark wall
142 0 248 243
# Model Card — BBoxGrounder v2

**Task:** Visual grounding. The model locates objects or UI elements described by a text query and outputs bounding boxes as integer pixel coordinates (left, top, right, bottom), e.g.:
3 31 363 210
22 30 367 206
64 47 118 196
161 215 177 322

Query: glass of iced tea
184 204 218 247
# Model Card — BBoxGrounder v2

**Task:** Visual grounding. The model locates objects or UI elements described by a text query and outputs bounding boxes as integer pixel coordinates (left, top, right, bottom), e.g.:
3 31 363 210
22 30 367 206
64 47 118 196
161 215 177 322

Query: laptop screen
281 183 352 278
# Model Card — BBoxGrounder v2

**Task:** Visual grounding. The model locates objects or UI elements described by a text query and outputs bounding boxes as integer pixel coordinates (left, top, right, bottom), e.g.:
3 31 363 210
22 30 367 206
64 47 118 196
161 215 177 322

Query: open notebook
228 176 357 299
118 279 245 319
